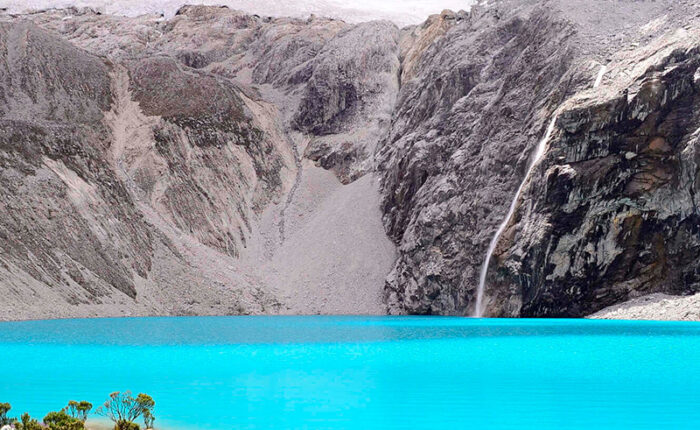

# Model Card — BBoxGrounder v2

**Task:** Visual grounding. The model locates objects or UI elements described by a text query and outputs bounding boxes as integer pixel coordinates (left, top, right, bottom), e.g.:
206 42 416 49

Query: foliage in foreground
1 392 155 430
0 403 13 426
96 391 155 430
42 411 84 430
64 401 92 423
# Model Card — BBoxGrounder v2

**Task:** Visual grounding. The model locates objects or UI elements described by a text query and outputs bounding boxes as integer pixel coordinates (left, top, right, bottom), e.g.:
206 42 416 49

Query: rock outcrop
2 0 700 320
377 0 700 317
488 29 700 317
0 20 151 305
294 20 400 183
378 3 580 314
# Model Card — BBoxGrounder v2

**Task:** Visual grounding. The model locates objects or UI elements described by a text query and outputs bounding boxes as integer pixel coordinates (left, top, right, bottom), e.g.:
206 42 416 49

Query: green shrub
97 391 154 430
142 409 155 429
64 400 92 422
16 412 42 430
115 421 140 430
43 410 85 430
0 402 12 426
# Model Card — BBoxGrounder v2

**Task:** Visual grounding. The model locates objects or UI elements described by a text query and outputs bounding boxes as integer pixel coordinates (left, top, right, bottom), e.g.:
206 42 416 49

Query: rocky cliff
378 0 700 317
490 27 700 317
1 0 699 320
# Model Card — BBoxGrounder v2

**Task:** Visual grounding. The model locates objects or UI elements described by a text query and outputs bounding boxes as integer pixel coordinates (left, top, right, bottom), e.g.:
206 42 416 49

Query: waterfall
471 64 607 317
472 116 557 317
594 65 607 88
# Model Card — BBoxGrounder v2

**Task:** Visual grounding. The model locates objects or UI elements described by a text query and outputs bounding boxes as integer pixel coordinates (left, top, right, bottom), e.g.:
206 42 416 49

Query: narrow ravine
278 133 305 243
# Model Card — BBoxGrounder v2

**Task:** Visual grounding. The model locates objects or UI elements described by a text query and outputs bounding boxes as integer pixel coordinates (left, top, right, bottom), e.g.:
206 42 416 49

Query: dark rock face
376 0 700 316
377 5 582 314
487 41 700 317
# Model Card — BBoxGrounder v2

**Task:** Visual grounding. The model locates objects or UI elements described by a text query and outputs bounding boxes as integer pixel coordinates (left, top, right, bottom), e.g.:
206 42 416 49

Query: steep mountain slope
1 0 700 320
0 19 294 318
378 4 581 314
378 0 700 316
0 6 398 319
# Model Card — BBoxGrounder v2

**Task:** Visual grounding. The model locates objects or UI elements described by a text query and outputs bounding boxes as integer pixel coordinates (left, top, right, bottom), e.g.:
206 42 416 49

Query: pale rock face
0 5 398 320
294 20 401 183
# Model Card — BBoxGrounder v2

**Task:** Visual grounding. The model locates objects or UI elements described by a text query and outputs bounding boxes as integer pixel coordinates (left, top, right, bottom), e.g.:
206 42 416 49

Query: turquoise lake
1 317 699 429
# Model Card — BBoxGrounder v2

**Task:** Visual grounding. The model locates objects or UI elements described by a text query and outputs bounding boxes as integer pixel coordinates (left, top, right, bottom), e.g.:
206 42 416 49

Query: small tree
96 391 155 430
65 401 78 419
135 394 154 417
77 401 92 423
0 403 11 426
43 410 84 430
64 401 92 422
142 409 155 429
17 412 42 430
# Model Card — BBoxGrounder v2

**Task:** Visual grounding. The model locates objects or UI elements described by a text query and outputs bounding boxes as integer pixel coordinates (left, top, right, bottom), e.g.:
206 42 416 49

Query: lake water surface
1 317 699 429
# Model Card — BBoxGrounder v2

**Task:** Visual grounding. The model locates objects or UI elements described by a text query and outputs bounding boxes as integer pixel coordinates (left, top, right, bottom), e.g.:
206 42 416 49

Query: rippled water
1 317 699 429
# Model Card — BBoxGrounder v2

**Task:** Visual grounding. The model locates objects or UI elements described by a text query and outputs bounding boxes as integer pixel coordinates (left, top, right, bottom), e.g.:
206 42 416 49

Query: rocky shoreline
591 293 700 321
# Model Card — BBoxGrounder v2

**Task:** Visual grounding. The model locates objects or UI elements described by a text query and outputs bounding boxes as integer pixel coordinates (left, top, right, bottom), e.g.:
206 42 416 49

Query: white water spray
594 65 607 88
473 116 557 317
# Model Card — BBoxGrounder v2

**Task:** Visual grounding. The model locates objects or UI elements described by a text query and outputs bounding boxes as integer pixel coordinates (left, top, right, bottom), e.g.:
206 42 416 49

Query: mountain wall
1 0 699 319
378 0 700 317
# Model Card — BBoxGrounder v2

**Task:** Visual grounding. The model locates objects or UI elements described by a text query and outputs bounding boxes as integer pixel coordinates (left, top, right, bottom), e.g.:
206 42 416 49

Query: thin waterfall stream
473 64 607 317
473 116 558 317
594 64 607 88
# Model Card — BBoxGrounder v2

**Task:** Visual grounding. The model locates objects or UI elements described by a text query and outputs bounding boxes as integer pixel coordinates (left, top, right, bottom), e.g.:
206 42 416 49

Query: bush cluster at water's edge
0 392 155 430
